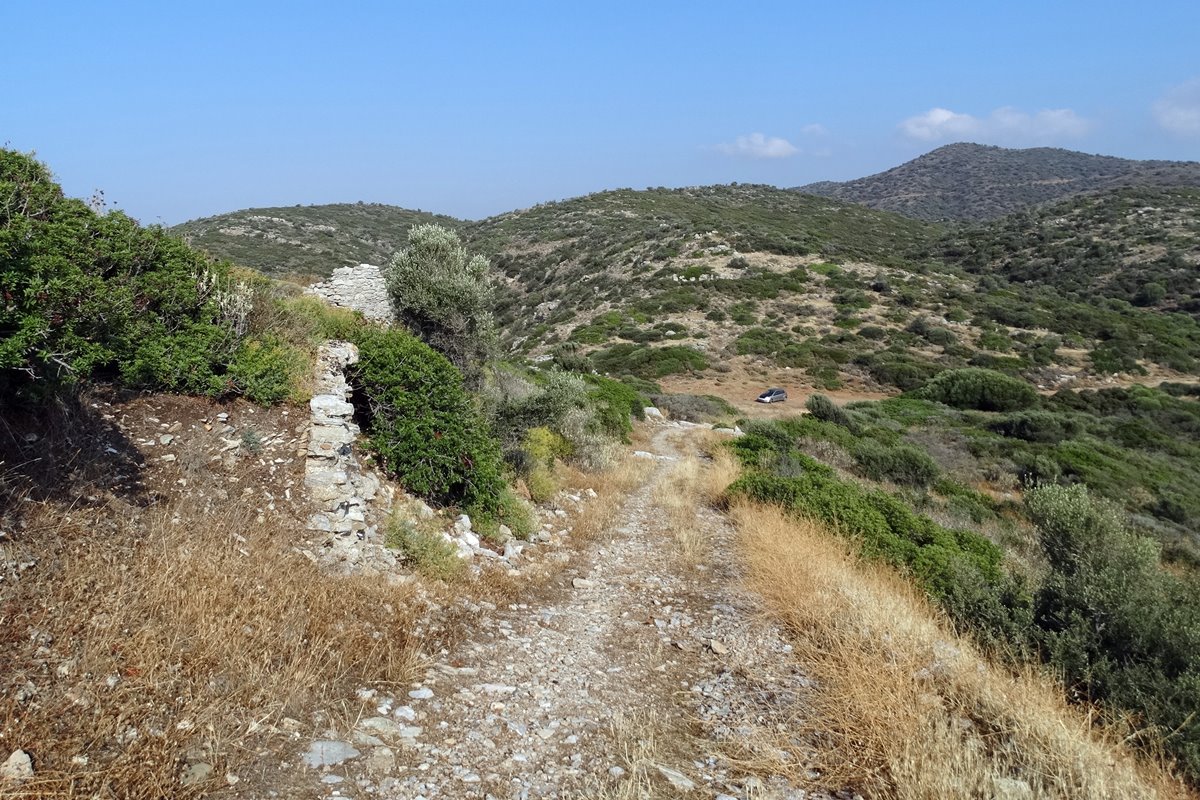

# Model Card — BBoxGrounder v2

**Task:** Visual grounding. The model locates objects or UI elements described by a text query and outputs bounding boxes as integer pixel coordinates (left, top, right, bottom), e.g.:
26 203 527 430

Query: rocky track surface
295 427 836 799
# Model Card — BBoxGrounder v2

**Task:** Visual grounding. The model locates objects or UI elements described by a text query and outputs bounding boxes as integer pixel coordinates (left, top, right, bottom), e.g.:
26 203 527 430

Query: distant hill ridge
795 142 1200 221
172 202 462 279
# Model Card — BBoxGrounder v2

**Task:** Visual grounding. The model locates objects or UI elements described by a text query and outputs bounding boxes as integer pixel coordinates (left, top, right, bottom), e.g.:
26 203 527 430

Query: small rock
302 741 360 769
160 454 176 462
991 776 1034 800
709 639 729 655
408 687 434 700
363 746 396 776
158 434 174 445
1 750 34 784
180 762 212 786
572 577 596 590
654 764 696 792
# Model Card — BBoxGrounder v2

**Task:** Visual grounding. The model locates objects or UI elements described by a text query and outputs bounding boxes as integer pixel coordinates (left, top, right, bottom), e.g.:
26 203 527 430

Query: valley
4 141 1200 798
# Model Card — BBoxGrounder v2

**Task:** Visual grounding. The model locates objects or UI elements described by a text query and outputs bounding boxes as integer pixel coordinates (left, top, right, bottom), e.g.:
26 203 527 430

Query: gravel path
299 427 826 799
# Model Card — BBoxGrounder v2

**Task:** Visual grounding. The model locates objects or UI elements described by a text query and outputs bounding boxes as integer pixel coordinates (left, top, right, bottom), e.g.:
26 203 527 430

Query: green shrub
469 485 536 541
858 325 887 340
851 440 940 487
590 343 707 379
525 465 559 503
0 149 242 397
385 223 496 383
351 327 505 510
990 411 1079 443
914 368 1039 411
385 517 464 581
524 426 572 466
225 336 307 405
805 394 854 429
584 375 646 440
650 393 737 422
1027 484 1200 778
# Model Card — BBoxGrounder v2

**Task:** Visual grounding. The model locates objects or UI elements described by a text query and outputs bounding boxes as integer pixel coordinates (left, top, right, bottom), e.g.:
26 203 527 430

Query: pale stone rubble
305 263 394 322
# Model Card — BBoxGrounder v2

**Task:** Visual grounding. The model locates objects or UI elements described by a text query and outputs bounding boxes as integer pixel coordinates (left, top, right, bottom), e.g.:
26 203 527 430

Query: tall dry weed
1 497 421 799
727 501 1189 800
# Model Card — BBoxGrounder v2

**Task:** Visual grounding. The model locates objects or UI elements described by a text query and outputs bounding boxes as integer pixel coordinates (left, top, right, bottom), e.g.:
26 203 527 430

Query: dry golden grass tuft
1 496 422 799
579 711 695 800
563 455 652 544
728 501 1191 800
653 455 709 564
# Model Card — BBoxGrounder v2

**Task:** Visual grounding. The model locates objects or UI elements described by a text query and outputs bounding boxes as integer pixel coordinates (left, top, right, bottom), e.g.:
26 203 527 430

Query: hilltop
797 143 1200 221
171 203 462 280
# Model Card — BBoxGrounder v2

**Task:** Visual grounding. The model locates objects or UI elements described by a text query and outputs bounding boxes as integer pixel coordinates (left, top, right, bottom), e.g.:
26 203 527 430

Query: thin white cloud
800 123 829 137
899 106 1091 144
1154 78 1200 136
715 133 799 159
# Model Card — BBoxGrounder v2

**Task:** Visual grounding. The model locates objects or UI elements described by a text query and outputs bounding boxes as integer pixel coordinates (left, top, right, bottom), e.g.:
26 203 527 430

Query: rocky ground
285 426 842 800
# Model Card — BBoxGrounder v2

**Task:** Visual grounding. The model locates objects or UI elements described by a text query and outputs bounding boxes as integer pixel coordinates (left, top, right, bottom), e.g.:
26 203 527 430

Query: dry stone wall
306 264 393 322
302 341 522 576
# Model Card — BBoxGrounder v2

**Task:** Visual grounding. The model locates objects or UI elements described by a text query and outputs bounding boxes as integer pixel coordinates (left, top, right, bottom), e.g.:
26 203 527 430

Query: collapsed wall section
305 264 393 322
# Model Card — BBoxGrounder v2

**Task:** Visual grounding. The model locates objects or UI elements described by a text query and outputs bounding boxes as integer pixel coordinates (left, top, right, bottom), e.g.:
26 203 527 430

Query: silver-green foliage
385 223 497 382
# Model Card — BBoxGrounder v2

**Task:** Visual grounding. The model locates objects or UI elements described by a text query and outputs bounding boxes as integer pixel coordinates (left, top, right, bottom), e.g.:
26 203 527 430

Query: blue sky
4 1 1199 224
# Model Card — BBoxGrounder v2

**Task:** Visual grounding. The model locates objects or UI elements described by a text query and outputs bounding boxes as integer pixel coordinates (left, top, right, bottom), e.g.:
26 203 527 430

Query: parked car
756 387 787 404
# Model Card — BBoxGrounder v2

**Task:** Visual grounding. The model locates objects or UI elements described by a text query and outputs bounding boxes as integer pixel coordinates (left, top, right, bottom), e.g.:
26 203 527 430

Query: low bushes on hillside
913 367 1039 411
725 442 1028 646
722 410 1200 781
650 393 737 422
1027 484 1200 779
589 343 707 379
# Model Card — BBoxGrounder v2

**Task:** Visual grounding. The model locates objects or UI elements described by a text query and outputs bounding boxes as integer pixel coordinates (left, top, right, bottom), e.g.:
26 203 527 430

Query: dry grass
0 496 422 799
653 456 708 564
564 454 652 544
578 711 693 800
728 501 1192 800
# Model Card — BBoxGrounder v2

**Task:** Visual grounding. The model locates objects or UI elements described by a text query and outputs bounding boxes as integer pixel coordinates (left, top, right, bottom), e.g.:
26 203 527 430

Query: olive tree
384 223 497 384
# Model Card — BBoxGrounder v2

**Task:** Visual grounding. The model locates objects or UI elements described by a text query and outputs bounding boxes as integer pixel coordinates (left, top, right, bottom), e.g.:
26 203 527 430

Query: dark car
756 387 787 404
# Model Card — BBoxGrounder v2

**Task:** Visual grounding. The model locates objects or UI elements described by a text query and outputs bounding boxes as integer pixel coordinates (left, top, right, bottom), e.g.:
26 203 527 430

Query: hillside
171 203 462 280
171 181 1200 397
8 149 1200 797
935 185 1200 313
797 143 1200 221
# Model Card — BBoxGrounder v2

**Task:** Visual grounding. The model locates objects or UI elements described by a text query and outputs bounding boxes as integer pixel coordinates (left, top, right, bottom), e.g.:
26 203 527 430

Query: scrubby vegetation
385 223 497 384
722 381 1200 780
1 149 248 399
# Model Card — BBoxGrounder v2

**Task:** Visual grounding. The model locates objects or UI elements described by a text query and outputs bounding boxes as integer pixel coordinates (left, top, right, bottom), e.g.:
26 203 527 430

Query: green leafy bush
225 336 307 405
851 439 940 487
650 393 737 422
990 411 1079 443
351 327 505 510
385 223 497 383
470 485 536 541
805 394 854 429
914 368 1039 411
586 375 646 440
1027 484 1200 777
589 343 707 379
0 149 242 397
385 517 464 580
